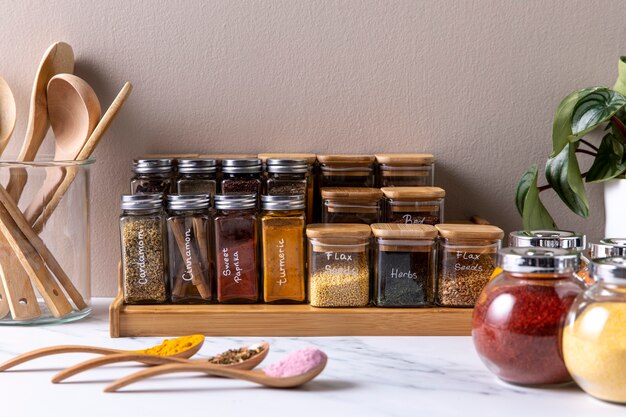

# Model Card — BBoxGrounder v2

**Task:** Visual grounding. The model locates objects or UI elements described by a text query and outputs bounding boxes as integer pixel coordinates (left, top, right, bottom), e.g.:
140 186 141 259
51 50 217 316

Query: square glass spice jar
371 223 437 307
317 154 375 188
321 187 383 224
381 187 445 225
220 158 263 197
176 158 218 199
130 158 175 195
375 153 434 187
306 224 372 307
435 223 504 307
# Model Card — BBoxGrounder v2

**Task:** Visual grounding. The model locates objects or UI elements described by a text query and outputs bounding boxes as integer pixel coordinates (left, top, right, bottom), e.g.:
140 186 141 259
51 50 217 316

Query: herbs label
390 268 418 280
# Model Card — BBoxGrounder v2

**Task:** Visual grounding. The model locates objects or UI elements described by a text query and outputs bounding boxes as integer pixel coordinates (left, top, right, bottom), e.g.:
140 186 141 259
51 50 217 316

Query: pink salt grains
263 348 327 378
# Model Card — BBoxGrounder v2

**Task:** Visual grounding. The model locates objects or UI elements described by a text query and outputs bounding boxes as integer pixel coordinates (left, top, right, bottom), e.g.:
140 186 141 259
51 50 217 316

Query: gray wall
0 0 623 296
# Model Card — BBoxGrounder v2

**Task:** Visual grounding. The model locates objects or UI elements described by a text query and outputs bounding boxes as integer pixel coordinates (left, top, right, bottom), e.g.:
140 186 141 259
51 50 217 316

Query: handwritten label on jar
182 228 194 282
137 227 147 285
276 238 287 286
402 214 426 224
323 252 358 275
221 248 243 283
390 268 418 280
455 251 483 271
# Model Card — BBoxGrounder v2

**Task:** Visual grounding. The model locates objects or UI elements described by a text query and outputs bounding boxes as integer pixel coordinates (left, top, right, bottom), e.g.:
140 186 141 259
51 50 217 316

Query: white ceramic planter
604 178 626 237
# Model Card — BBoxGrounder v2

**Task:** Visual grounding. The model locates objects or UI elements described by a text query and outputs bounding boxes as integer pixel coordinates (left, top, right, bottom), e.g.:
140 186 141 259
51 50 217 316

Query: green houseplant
516 57 626 230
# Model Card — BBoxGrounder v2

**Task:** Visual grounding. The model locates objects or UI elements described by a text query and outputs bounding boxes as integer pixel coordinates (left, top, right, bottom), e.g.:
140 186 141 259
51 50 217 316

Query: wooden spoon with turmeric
0 335 205 372
51 342 269 383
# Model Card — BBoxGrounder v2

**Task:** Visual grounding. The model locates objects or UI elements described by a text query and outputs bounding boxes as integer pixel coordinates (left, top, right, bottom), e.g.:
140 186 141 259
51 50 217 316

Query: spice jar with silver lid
375 153 434 187
563 257 626 403
436 224 503 307
176 158 218 198
166 194 212 304
473 247 584 386
130 158 175 195
220 158 262 197
119 194 168 304
260 195 306 304
509 230 589 283
213 193 259 303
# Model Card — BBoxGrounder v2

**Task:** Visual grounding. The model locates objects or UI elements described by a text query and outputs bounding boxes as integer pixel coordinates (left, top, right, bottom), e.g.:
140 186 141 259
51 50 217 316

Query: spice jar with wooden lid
381 187 445 225
213 194 259 303
375 154 434 187
371 224 437 307
509 230 589 284
306 224 372 307
166 194 212 304
473 247 584 385
130 158 175 195
176 158 218 199
317 154 375 188
436 223 503 307
321 187 383 224
260 195 306 303
119 194 168 304
563 257 626 403
220 158 263 197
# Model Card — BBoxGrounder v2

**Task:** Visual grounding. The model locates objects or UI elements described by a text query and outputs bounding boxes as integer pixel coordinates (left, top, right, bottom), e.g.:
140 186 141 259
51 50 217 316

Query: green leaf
545 143 589 217
586 133 626 182
552 87 626 156
613 56 626 96
515 165 557 229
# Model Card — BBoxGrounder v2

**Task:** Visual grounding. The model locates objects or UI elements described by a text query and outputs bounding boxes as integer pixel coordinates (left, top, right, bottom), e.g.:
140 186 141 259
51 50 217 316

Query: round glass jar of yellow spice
563 257 626 403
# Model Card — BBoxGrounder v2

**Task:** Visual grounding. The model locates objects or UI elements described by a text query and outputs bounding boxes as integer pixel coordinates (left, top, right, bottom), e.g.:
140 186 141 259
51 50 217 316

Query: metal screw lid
177 159 217 174
509 230 586 251
221 158 262 174
132 158 174 174
588 238 626 258
589 257 626 283
166 194 210 210
214 193 257 210
266 159 308 174
121 194 163 211
498 247 580 273
261 194 305 210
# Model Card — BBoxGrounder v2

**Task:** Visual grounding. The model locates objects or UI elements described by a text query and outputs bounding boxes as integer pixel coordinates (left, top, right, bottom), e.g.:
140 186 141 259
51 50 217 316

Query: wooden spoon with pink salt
104 348 327 392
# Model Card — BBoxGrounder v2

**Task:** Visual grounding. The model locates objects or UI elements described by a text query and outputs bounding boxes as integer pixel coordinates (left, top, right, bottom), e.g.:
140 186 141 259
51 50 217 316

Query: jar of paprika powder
472 247 584 385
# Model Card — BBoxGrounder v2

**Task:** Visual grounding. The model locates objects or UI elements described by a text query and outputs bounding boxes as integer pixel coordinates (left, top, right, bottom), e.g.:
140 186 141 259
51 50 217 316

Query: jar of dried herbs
220 158 262 196
375 153 434 187
435 224 504 307
473 247 583 385
564 257 626 403
509 229 589 284
260 195 306 303
259 153 317 223
371 223 437 307
317 154 375 188
321 187 383 224
130 158 175 195
176 158 218 199
213 194 259 303
306 224 371 307
382 187 445 225
166 194 212 304
119 194 168 304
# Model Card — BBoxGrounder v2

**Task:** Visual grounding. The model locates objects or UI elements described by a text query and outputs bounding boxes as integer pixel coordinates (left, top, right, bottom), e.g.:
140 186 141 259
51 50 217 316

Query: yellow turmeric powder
135 335 204 356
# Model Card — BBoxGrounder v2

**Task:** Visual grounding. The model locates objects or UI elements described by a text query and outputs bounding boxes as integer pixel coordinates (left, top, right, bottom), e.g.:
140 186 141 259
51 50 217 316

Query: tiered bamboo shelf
109 295 473 337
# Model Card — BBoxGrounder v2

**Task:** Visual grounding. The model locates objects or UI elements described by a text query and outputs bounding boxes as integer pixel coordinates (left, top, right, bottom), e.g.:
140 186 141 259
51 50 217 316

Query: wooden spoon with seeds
52 342 269 383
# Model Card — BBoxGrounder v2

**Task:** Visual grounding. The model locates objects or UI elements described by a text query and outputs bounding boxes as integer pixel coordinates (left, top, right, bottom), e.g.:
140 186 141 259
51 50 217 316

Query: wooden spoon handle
0 276 9 319
104 363 263 392
52 353 192 383
0 345 121 372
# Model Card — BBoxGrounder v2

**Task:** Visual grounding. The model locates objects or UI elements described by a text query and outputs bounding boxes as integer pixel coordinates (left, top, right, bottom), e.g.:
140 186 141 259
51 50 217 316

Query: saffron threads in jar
119 194 168 304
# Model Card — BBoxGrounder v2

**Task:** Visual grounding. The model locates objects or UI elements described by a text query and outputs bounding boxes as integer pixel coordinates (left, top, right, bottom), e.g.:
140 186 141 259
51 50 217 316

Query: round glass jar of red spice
472 247 584 386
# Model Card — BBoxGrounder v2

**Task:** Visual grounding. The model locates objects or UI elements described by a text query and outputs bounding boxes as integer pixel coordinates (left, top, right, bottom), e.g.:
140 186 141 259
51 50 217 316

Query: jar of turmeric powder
563 257 626 403
260 195 306 303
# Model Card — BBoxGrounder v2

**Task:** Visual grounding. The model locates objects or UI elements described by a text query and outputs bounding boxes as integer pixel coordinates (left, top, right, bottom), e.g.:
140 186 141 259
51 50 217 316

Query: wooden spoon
0 335 204 372
31 82 132 233
0 76 16 155
52 343 269 383
104 348 327 392
23 74 101 224
6 42 74 203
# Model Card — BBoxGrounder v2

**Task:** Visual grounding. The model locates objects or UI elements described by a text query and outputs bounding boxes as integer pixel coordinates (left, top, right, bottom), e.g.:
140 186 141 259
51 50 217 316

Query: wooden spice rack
109 294 473 337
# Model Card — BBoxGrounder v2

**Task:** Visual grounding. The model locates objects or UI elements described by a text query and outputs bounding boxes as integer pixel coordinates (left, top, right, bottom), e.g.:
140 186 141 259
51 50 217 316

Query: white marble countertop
0 299 623 417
